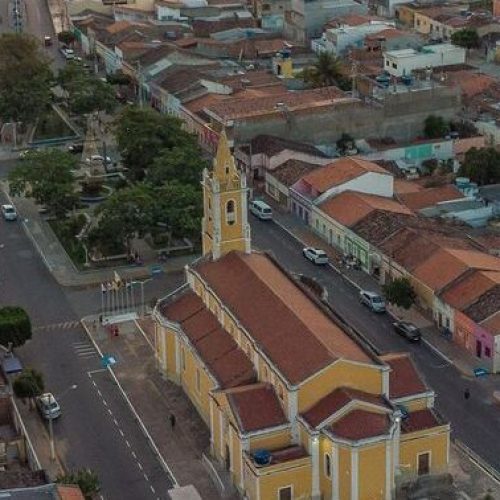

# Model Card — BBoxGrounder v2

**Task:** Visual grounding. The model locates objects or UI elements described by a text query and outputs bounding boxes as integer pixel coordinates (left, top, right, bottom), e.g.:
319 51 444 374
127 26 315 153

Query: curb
80 316 179 488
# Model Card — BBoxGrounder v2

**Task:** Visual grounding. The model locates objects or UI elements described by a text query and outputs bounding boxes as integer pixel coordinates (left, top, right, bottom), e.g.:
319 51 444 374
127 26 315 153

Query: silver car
1 204 17 221
36 393 61 420
359 290 386 313
303 247 329 265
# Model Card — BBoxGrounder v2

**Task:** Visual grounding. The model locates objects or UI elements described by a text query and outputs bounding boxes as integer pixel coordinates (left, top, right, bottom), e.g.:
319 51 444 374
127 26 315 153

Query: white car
303 247 329 265
36 393 61 420
87 155 111 164
1 204 17 221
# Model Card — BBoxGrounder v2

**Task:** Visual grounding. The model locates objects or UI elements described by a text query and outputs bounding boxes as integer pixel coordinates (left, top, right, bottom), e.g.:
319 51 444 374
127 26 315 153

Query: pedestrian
169 413 176 430
464 388 470 401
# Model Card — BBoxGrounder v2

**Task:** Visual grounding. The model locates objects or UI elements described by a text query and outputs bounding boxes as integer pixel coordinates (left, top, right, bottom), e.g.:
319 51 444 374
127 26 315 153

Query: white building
383 44 466 77
312 20 395 56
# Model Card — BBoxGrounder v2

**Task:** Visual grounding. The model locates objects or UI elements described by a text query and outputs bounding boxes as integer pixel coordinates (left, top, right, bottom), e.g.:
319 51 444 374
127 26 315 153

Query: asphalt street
0 187 175 499
250 217 500 473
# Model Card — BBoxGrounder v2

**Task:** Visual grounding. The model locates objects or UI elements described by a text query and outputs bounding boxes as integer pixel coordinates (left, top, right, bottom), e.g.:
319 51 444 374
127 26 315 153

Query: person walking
169 413 176 430
464 388 470 401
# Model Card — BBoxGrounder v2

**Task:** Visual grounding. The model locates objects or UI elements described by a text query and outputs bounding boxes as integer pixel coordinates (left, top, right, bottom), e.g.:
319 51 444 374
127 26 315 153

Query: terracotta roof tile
302 387 387 428
250 134 329 158
228 384 287 432
268 445 308 464
269 159 322 187
381 353 428 399
194 252 373 385
480 311 500 335
301 157 390 194
398 185 464 211
351 211 412 246
464 285 500 323
329 409 391 440
161 292 256 388
106 20 132 34
440 270 500 310
57 485 85 500
319 191 411 227
401 409 442 434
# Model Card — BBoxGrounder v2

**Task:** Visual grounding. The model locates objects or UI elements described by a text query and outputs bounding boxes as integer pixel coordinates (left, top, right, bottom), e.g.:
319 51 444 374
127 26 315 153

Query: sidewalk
81 316 233 500
260 193 500 384
1 182 195 287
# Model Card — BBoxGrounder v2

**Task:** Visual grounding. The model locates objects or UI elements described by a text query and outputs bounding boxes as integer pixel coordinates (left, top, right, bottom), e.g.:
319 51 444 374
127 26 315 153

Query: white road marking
113 418 119 426
143 473 149 481
119 429 124 437
137 462 143 471
150 485 156 494
102 399 108 407
131 451 137 459
97 390 102 397
107 408 113 416
125 440 131 448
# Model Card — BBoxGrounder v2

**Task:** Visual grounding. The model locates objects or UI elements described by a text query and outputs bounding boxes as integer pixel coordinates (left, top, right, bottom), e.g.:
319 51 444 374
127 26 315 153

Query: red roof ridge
380 352 429 399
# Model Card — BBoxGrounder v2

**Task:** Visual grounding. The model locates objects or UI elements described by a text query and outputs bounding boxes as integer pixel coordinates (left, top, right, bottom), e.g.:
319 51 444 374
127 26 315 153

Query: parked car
1 204 17 221
60 47 74 60
249 200 273 220
303 247 329 265
67 143 84 154
393 321 421 342
43 35 52 47
36 393 61 420
359 290 386 313
87 154 111 164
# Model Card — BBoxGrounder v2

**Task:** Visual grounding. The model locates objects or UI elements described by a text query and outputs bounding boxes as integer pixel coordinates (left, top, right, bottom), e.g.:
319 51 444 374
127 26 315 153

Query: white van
250 200 273 220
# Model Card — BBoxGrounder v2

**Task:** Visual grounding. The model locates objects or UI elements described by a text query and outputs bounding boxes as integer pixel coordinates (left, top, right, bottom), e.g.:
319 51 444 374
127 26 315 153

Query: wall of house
433 296 454 332
257 460 313 500
338 445 352 499
248 428 292 452
319 436 333 498
298 360 383 412
359 441 388 500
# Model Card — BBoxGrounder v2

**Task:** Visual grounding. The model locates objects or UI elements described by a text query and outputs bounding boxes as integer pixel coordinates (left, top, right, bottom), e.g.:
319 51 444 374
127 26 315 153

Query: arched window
226 200 236 225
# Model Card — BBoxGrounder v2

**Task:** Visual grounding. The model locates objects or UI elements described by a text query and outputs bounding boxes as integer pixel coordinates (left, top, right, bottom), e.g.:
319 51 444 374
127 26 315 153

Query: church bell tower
201 132 251 260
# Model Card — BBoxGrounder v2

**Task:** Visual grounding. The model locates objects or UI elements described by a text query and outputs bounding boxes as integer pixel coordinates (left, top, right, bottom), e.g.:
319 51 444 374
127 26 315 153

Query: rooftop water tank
253 449 271 466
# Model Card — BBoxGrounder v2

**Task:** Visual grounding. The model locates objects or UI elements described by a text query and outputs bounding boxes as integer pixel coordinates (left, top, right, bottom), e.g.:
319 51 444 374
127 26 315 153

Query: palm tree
302 52 344 88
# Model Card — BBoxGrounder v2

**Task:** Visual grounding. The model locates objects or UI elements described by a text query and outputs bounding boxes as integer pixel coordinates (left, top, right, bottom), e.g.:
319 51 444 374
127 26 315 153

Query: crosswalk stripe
34 320 81 332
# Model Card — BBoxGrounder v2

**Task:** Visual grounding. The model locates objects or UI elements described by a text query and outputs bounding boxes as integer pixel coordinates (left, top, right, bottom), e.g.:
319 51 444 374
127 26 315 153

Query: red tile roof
401 409 442 434
194 251 374 385
302 387 387 428
481 311 500 336
228 384 287 432
269 445 308 465
319 191 411 227
398 185 464 211
301 157 390 194
161 292 256 389
329 409 391 440
381 353 428 399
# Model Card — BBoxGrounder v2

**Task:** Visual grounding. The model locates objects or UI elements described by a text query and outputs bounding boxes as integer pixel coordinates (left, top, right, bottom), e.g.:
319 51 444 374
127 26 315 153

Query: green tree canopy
382 277 416 310
301 52 351 91
0 33 53 125
424 115 449 139
57 469 100 499
8 149 78 218
451 28 480 49
0 306 32 348
115 107 196 180
13 368 44 400
57 31 76 46
458 147 500 185
147 146 208 186
58 65 116 115
336 132 356 155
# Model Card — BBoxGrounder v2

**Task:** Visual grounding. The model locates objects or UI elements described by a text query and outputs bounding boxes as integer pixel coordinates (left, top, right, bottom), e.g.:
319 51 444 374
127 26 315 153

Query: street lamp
130 278 154 317
48 384 77 461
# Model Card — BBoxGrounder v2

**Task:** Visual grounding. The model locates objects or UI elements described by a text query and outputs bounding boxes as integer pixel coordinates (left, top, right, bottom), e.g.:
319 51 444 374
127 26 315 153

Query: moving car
359 290 386 312
393 321 421 342
303 247 329 265
36 393 61 420
1 204 17 221
249 200 273 220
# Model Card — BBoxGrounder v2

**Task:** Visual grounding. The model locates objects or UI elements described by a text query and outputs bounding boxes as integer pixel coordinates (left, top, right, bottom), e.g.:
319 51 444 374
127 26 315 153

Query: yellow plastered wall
410 277 435 311
298 360 383 412
165 327 178 380
396 397 431 412
258 462 312 500
229 425 244 489
319 436 333 499
359 442 387 500
399 429 449 475
179 343 215 425
338 446 351 500
248 428 292 452
243 460 259 500
211 402 223 458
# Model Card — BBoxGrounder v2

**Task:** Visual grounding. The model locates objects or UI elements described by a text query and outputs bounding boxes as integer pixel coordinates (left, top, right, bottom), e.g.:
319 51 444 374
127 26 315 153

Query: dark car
67 143 84 154
393 321 421 342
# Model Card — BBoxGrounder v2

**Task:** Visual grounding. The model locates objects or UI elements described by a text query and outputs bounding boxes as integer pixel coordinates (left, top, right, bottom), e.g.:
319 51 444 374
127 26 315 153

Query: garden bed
48 215 87 267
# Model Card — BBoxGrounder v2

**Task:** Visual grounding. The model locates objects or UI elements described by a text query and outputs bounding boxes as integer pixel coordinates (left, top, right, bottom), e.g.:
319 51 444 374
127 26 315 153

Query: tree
57 31 76 46
106 71 131 86
0 33 53 125
458 146 500 185
451 28 480 49
449 120 478 138
147 145 208 186
57 469 100 499
0 306 32 348
424 115 449 139
382 277 416 310
13 368 44 403
58 65 116 115
301 52 351 90
336 132 356 155
87 184 156 255
115 107 196 180
8 149 78 218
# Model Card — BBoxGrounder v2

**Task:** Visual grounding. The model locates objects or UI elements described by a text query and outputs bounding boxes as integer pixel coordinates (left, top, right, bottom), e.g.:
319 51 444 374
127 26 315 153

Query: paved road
251 217 500 473
0 189 175 499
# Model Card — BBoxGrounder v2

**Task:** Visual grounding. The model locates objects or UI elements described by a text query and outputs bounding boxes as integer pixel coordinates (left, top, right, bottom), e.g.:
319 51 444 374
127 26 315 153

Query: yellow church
153 134 450 500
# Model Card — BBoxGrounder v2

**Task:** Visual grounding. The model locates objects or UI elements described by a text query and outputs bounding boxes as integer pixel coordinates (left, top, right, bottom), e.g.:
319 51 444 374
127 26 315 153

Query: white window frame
277 484 293 500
